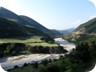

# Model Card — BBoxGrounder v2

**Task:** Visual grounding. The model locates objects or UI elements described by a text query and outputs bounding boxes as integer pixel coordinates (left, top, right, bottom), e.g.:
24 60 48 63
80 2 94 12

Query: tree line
0 43 67 57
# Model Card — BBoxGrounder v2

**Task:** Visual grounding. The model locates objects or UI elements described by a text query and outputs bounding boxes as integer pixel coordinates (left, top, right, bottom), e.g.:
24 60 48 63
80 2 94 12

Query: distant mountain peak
0 7 4 10
0 6 3 9
58 28 75 36
0 6 8 10
0 6 15 13
0 6 2 9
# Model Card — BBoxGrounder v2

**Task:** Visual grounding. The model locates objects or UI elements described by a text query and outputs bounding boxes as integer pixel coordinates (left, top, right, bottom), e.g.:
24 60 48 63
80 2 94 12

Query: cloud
69 20 81 28
71 20 81 25
89 0 96 7
90 14 96 19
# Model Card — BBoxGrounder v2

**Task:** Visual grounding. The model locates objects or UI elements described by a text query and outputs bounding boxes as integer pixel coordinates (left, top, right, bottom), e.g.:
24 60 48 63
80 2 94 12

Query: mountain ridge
0 17 51 38
69 17 96 42
58 28 75 36
73 18 96 35
0 7 62 37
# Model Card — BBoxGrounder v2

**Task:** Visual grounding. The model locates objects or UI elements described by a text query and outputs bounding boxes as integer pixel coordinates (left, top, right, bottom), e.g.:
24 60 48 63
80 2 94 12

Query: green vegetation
0 17 28 37
67 17 96 43
0 17 49 38
85 35 96 42
0 36 67 57
0 36 42 43
74 17 96 34
0 36 65 57
0 36 57 46
28 43 58 47
20 15 62 37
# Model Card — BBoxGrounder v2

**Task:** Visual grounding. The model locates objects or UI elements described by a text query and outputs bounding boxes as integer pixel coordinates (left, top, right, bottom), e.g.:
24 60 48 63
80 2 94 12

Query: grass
0 36 58 47
28 43 58 47
0 36 42 43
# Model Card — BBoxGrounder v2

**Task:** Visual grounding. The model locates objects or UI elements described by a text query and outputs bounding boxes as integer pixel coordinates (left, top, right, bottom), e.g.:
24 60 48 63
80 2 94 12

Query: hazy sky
0 0 96 30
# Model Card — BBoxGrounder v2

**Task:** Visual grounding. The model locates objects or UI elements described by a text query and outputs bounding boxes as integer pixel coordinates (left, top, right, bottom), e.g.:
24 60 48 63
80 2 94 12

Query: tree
46 64 60 72
33 62 38 69
41 60 49 66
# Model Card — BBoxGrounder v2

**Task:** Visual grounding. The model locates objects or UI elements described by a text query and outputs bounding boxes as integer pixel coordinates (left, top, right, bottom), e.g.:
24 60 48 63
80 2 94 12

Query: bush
41 60 49 66
33 62 38 69
46 64 60 72
23 63 28 67
14 65 19 69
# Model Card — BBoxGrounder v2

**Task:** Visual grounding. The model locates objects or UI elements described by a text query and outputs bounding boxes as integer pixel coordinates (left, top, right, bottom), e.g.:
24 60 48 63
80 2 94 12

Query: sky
0 0 96 30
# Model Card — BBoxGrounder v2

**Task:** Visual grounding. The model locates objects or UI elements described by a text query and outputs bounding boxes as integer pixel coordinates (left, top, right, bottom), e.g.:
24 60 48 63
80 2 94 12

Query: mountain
51 29 62 37
70 18 96 41
0 17 27 37
0 17 49 38
73 18 96 35
20 15 60 37
0 7 34 26
0 7 61 37
58 28 75 36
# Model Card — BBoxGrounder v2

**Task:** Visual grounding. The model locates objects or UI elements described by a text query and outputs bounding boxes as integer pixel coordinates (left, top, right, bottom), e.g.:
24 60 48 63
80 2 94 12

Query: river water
54 38 75 52
0 38 76 71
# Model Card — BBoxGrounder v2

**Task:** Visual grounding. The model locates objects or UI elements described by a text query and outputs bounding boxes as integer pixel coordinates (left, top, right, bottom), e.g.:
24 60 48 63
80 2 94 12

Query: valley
0 6 96 72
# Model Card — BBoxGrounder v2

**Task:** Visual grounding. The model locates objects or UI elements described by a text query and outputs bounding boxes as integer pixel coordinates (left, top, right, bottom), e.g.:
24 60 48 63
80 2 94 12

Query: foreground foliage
9 40 96 72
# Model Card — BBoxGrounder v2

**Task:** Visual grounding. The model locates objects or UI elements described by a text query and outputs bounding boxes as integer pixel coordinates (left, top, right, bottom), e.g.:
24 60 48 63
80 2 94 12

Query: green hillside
20 15 62 37
69 18 96 42
74 18 96 34
0 7 34 26
0 7 61 37
0 17 49 38
0 17 28 37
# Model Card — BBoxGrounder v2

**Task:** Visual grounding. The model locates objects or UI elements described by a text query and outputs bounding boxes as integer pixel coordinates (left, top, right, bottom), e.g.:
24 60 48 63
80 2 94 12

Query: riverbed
0 54 64 70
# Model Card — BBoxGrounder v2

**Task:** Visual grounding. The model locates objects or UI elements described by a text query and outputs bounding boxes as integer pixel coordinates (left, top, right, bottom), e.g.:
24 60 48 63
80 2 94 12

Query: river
0 38 76 71
54 38 76 52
